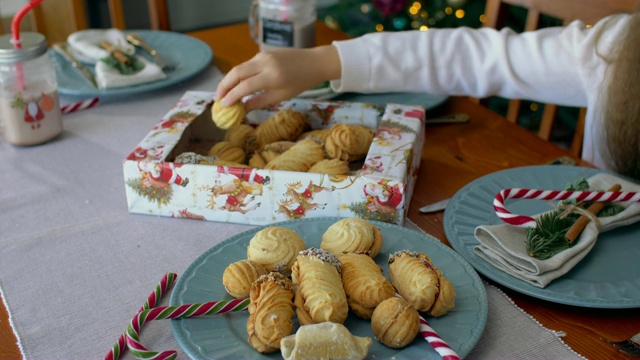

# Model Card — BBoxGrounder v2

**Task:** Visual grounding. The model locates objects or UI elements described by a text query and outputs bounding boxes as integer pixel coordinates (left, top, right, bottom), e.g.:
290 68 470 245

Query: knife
125 33 174 71
419 198 450 213
425 113 470 125
52 43 98 88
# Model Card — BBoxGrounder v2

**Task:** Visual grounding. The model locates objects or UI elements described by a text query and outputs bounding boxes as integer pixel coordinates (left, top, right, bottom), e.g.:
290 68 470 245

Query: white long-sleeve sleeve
331 14 633 170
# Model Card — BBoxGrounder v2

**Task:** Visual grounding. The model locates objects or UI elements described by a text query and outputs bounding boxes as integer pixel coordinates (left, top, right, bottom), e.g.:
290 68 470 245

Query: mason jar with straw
0 0 62 146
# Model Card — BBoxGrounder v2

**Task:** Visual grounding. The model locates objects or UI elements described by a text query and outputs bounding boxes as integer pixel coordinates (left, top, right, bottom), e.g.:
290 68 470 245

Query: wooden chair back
25 0 169 44
482 0 640 156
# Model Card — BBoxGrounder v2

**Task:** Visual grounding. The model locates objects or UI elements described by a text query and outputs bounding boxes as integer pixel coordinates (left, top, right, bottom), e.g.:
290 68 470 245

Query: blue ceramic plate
171 217 487 359
444 165 640 308
50 30 212 98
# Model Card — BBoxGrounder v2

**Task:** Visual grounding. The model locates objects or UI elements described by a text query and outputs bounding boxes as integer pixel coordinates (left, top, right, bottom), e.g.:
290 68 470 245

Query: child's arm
216 45 341 110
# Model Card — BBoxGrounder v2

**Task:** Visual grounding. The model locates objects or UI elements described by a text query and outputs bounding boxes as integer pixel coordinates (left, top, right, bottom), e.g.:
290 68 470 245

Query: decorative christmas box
123 91 425 225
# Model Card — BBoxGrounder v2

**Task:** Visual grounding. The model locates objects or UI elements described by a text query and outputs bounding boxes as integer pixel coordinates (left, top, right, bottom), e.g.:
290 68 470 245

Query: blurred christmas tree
320 0 576 149
319 0 487 36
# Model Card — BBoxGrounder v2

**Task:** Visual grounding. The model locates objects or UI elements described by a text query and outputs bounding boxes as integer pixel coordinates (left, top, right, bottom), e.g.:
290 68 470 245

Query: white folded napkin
67 28 167 89
474 173 640 288
68 28 135 64
95 55 166 89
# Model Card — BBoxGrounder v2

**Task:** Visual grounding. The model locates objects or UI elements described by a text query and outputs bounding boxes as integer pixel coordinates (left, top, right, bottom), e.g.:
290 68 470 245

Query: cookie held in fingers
212 100 246 129
371 297 420 349
388 250 456 317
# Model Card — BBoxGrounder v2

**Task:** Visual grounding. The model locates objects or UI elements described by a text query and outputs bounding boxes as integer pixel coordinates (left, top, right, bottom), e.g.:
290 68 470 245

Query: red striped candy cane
60 97 100 114
494 188 640 227
105 272 178 360
419 316 461 360
395 293 460 359
125 298 250 359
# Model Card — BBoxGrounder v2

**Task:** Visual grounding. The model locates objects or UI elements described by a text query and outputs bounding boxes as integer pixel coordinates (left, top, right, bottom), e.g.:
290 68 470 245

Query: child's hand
216 45 341 111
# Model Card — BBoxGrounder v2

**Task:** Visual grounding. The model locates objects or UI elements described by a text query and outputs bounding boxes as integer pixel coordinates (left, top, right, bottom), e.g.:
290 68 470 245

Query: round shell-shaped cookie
320 218 383 258
255 109 306 148
224 123 254 147
297 128 330 143
325 124 374 161
247 226 306 275
308 158 350 175
388 250 456 317
212 100 246 129
371 297 420 349
249 152 267 169
264 138 325 172
222 259 268 298
208 141 246 164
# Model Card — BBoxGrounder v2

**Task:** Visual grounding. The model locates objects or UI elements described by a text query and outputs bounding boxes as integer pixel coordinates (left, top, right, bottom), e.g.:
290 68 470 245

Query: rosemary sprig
525 177 625 260
526 212 577 260
562 177 625 216
101 54 145 75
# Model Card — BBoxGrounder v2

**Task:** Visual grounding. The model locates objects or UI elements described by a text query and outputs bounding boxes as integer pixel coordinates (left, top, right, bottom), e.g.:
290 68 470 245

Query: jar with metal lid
0 32 62 146
249 0 317 51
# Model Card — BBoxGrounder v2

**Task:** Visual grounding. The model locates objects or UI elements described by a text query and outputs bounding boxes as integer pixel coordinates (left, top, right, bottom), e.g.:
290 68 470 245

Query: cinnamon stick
99 40 130 65
564 183 622 243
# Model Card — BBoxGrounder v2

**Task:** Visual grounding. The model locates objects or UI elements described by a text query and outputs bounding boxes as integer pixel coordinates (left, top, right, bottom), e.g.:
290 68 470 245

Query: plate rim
444 164 640 308
170 217 488 359
52 29 213 98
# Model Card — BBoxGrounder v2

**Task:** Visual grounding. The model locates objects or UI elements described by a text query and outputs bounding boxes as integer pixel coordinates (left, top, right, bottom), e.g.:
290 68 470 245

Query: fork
601 332 640 357
125 33 175 71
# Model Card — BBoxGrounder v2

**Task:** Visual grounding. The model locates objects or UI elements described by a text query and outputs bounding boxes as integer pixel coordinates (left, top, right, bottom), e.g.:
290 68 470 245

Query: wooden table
1 21 638 359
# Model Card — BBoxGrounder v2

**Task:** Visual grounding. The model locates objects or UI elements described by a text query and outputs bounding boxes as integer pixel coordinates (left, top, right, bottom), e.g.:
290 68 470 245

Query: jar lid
0 32 48 64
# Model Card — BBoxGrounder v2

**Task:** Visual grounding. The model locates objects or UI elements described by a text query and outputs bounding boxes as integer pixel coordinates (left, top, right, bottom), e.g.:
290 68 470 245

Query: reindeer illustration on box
208 178 262 214
277 180 334 219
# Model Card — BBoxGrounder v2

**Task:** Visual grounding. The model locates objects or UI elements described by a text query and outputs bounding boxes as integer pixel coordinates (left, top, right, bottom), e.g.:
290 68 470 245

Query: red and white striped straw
395 293 460 359
61 97 100 114
419 316 461 360
494 188 640 227
10 0 45 90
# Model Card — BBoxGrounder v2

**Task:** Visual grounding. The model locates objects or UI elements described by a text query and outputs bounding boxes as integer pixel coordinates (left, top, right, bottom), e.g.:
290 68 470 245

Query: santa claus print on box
126 145 165 161
122 91 424 225
126 161 190 207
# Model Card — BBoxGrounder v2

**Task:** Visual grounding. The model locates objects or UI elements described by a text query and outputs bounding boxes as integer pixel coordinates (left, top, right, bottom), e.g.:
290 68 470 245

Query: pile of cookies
204 101 375 175
221 217 457 359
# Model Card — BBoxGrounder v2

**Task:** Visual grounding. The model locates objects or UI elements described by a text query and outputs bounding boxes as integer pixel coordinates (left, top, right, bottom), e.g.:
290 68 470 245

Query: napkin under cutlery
474 173 640 288
67 29 166 89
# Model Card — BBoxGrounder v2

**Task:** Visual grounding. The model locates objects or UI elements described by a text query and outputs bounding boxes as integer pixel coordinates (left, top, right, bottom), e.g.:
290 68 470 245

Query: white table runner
0 66 583 359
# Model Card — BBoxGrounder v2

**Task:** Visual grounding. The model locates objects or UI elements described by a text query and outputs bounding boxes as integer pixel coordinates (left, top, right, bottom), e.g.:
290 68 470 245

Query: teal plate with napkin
444 165 640 308
50 30 212 99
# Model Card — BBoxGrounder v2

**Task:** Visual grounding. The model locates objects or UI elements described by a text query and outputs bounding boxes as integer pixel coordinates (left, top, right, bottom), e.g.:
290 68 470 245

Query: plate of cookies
170 217 488 359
